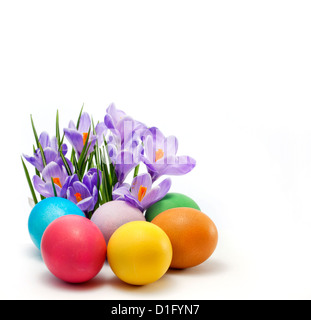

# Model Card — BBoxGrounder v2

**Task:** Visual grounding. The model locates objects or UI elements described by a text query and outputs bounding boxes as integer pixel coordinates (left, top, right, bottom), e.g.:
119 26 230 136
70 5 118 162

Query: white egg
91 200 145 243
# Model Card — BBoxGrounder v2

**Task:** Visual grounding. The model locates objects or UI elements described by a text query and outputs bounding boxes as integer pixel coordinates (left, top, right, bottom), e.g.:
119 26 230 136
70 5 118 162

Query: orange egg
152 207 218 269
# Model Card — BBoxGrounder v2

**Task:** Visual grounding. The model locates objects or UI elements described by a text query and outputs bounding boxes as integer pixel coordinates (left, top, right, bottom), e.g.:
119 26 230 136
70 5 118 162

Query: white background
1 0 311 300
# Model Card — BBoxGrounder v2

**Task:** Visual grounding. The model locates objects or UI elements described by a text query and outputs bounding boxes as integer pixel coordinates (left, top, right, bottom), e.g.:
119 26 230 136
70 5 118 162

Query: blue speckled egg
28 197 85 250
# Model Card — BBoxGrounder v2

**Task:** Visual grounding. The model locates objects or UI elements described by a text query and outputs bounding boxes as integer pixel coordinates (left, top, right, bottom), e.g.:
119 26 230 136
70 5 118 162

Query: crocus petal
112 185 132 200
72 181 92 199
107 141 118 163
60 175 72 198
39 132 50 149
114 145 142 184
78 112 92 133
90 168 101 187
106 103 127 126
42 162 64 183
82 168 101 194
161 156 196 176
56 157 74 175
104 113 116 131
141 127 165 145
43 147 58 164
61 143 68 156
68 120 76 129
50 136 58 151
141 135 155 164
33 175 53 198
141 178 172 209
77 196 94 212
67 186 78 204
95 122 107 146
130 173 153 199
46 182 62 197
92 185 99 205
61 174 79 197
164 135 179 157
116 116 135 142
23 153 44 172
124 194 144 212
64 128 84 155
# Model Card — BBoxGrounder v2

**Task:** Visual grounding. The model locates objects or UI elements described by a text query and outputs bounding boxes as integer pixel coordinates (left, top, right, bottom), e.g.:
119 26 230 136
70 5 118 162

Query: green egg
145 193 201 222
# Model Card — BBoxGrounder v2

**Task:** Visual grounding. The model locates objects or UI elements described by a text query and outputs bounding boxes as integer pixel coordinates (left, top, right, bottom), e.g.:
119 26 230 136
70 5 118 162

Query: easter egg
41 215 107 283
145 193 200 222
152 207 218 269
91 200 145 243
28 197 85 249
107 221 172 285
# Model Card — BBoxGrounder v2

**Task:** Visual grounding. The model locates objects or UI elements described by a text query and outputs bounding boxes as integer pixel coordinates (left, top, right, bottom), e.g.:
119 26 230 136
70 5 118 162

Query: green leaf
38 142 47 167
100 148 112 202
50 177 58 197
76 103 84 130
110 162 118 187
59 146 72 176
87 151 95 171
33 146 45 200
91 167 102 215
59 132 65 148
133 164 140 178
102 136 117 187
21 157 38 205
72 153 79 177
30 115 46 168
77 127 91 170
70 147 76 164
30 114 40 149
56 109 61 148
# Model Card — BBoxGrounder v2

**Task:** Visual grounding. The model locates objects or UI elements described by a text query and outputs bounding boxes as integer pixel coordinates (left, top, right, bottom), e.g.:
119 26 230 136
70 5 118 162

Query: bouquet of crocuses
22 104 196 219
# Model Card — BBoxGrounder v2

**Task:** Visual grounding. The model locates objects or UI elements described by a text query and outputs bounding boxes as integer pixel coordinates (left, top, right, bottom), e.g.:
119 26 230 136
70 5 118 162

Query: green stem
133 164 140 178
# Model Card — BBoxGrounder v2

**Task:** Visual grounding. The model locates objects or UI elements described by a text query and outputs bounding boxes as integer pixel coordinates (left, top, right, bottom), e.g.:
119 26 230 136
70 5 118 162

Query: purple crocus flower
66 168 101 214
108 142 143 185
104 104 149 185
104 103 146 147
141 127 196 182
23 132 68 172
113 173 172 212
64 112 106 158
33 161 69 198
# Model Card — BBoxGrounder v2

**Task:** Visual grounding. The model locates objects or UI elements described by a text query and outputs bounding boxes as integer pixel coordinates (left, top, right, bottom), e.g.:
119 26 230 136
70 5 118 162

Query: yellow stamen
83 132 89 145
74 192 83 203
138 185 147 202
155 148 164 162
53 177 62 188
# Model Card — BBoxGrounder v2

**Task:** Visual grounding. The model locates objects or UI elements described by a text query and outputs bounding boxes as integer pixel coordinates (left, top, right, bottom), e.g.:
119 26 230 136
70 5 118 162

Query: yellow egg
107 221 172 285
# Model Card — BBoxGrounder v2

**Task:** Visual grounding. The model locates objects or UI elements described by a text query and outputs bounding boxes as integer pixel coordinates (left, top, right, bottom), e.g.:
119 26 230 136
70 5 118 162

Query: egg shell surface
90 200 145 243
28 197 85 250
145 193 200 222
107 221 173 285
41 215 107 283
152 207 218 269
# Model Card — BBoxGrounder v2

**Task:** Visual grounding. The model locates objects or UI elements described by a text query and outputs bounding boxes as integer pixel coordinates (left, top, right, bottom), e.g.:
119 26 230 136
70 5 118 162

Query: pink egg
41 215 107 283
91 200 145 243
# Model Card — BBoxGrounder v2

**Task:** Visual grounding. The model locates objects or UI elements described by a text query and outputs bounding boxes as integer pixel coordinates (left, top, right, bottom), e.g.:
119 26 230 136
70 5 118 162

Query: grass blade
133 164 140 178
59 147 73 176
56 109 61 148
38 142 47 167
30 114 40 149
30 115 46 168
77 128 91 169
76 103 84 129
100 148 112 201
21 157 38 205
50 177 58 197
